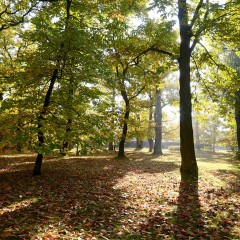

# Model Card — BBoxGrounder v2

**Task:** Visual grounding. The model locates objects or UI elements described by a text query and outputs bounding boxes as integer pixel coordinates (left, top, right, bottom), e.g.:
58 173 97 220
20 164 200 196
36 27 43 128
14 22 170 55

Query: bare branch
129 86 146 100
191 55 213 101
198 41 220 67
163 125 180 134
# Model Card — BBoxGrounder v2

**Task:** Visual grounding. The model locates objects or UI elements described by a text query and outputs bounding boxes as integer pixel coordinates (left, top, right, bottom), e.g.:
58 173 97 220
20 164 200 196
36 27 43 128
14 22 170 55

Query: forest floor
0 149 239 240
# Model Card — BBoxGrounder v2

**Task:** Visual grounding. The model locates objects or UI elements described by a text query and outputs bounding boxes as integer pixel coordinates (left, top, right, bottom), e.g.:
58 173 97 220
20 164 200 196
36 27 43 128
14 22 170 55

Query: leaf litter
0 150 239 239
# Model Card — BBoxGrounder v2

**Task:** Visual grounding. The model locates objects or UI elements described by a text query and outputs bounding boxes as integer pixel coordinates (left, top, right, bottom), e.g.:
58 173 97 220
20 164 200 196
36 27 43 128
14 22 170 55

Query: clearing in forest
0 150 239 239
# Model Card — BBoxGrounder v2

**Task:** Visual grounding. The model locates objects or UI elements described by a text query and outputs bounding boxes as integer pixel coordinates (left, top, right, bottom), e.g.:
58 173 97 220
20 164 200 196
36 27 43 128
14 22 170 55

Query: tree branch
129 86 146 100
0 3 36 32
191 55 213 101
190 0 209 52
190 0 204 28
198 41 220 67
128 44 175 67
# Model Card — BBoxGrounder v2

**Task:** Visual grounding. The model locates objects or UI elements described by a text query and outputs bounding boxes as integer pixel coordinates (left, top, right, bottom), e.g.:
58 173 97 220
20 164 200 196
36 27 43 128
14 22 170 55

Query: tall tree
153 87 163 154
177 0 199 179
33 0 72 175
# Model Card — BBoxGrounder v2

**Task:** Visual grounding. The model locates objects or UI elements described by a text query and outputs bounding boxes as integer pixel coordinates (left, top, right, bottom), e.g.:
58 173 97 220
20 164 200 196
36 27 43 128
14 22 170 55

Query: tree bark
109 87 116 151
148 93 154 152
195 119 201 151
153 88 163 155
33 69 58 176
61 118 72 156
61 80 73 156
33 0 72 175
136 139 143 149
118 90 130 157
235 90 240 159
178 0 198 180
108 142 114 151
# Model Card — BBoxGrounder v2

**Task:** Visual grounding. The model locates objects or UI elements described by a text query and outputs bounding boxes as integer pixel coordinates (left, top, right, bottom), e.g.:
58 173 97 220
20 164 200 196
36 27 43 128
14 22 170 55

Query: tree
149 0 240 179
153 87 163 154
147 92 154 152
177 0 199 179
0 0 36 32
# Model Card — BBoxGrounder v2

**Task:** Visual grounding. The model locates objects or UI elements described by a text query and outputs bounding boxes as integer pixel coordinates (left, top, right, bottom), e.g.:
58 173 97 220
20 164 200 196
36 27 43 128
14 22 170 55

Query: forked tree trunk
153 88 163 155
118 90 129 157
178 0 198 180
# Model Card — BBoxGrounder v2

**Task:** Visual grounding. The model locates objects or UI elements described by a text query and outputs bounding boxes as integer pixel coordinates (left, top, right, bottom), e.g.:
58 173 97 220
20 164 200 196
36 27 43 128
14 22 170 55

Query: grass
0 149 239 239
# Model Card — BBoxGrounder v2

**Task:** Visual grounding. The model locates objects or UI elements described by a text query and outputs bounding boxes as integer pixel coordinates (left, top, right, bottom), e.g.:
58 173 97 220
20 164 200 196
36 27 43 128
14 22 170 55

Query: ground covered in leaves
0 149 240 240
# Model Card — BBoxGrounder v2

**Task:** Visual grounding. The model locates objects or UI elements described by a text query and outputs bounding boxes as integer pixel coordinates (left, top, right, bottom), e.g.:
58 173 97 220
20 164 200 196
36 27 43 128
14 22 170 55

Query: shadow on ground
0 151 178 239
0 151 239 239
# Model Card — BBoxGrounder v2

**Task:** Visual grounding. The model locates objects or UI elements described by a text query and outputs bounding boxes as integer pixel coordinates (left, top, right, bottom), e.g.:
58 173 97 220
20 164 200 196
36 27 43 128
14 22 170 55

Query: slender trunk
33 69 58 176
135 114 143 149
195 119 201 151
212 123 217 153
16 120 23 153
109 87 116 151
153 88 163 155
33 0 72 175
136 139 143 149
148 139 153 152
61 118 72 156
108 142 114 151
61 81 73 156
235 90 240 159
148 92 154 152
118 90 130 157
178 0 198 180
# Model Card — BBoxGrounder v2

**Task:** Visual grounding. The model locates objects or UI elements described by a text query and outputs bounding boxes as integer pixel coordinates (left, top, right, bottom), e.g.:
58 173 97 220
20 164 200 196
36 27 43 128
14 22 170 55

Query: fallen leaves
0 150 239 239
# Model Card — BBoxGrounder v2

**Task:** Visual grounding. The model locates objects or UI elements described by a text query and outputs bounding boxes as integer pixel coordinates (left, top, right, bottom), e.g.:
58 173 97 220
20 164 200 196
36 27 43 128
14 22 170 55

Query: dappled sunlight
196 150 234 163
0 154 35 158
9 161 34 167
0 197 39 215
0 151 239 239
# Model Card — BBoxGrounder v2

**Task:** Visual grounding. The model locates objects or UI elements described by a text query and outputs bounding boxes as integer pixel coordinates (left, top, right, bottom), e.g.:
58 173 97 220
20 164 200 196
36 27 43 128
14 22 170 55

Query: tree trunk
195 119 201 151
148 139 153 152
109 87 116 151
148 92 154 152
178 0 198 180
61 118 72 156
136 139 143 149
33 0 72 175
118 90 130 157
153 88 163 155
235 90 240 159
33 69 58 176
61 83 73 156
108 142 114 151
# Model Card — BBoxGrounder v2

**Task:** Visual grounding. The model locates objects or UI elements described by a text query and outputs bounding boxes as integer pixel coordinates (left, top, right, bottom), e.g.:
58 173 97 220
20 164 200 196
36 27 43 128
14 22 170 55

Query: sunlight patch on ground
9 161 34 167
0 198 39 215
0 154 35 158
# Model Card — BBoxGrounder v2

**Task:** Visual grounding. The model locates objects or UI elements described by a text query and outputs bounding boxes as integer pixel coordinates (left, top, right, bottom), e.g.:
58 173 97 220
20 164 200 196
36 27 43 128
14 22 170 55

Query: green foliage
0 0 239 158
